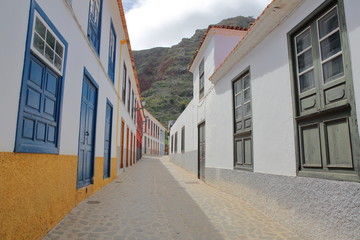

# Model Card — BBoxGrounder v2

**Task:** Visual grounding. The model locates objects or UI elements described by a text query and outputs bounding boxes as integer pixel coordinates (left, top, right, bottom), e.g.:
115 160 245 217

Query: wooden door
103 101 112 178
77 76 97 188
198 122 205 180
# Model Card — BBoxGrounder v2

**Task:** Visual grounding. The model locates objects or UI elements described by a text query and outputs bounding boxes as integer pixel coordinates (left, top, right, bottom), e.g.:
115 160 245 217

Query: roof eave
117 0 142 100
188 26 248 73
209 0 304 84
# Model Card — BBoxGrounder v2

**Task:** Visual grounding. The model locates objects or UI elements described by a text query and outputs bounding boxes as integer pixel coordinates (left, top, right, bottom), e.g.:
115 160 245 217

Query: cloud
125 0 271 50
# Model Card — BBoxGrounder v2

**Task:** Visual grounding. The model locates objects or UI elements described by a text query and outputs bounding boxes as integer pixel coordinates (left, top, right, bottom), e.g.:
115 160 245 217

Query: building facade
169 1 360 240
143 109 166 156
0 0 142 239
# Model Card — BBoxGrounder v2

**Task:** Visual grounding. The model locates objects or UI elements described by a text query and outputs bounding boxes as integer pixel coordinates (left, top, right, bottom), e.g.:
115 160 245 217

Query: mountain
133 16 255 127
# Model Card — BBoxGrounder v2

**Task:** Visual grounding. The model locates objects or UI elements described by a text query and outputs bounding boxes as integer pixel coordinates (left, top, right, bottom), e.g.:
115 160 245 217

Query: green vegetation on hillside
133 16 255 126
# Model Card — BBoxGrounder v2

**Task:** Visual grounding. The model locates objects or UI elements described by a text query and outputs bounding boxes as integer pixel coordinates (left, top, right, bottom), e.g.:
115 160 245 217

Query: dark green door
198 122 205 180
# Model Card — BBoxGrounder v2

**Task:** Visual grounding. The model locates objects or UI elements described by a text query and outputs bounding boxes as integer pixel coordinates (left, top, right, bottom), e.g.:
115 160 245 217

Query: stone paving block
43 156 305 240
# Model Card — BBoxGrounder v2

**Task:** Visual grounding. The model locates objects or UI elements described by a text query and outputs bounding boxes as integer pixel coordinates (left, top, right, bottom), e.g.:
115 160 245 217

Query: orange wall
0 152 117 240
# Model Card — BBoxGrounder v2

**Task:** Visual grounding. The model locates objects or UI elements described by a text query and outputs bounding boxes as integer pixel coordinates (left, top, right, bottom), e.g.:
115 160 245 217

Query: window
108 21 116 83
290 1 360 181
127 79 131 112
181 126 185 153
199 58 204 99
87 0 102 53
144 136 147 153
32 12 65 75
122 64 127 103
147 119 150 134
15 2 67 154
233 72 252 169
171 135 174 153
174 132 178 153
131 90 134 120
65 0 72 7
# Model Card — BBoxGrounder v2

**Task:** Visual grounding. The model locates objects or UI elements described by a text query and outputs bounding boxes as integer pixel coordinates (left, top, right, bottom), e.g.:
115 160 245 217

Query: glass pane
35 17 46 39
323 55 344 83
33 33 45 54
199 59 204 74
318 7 339 39
234 80 241 94
244 89 251 102
243 75 250 89
298 49 313 73
54 55 62 71
46 31 55 49
244 103 251 117
235 106 242 120
199 75 204 89
320 31 341 61
299 70 315 93
45 45 54 63
55 41 63 58
90 0 94 15
296 29 311 53
235 94 242 106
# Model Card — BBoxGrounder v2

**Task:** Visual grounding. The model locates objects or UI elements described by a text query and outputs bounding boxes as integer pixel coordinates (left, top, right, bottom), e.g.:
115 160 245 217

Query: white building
170 1 360 240
0 1 142 239
143 109 167 156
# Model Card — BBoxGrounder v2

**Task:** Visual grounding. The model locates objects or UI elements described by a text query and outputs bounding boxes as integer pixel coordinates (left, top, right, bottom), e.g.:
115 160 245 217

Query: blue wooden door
77 76 97 188
103 102 112 178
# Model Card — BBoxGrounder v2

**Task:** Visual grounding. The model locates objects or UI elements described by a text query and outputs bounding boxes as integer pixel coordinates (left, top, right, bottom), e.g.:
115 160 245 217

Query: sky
123 0 272 50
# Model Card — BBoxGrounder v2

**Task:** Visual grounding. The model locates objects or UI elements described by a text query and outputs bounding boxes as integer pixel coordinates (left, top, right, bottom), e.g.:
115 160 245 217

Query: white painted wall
0 0 140 174
214 31 247 68
143 109 166 155
0 1 30 152
344 0 360 137
170 99 197 153
173 0 360 178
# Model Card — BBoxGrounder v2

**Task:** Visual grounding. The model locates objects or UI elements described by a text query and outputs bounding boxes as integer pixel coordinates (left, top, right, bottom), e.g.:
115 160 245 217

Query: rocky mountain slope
133 16 255 126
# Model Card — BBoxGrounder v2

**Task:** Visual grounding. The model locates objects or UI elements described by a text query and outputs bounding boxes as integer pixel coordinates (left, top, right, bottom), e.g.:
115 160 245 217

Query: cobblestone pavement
43 156 304 240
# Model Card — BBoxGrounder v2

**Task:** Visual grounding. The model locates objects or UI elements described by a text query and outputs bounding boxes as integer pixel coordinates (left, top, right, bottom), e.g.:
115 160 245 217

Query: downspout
116 39 128 172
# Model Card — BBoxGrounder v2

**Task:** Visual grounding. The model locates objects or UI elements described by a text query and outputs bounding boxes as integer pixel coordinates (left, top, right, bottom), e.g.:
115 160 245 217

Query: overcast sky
123 0 272 50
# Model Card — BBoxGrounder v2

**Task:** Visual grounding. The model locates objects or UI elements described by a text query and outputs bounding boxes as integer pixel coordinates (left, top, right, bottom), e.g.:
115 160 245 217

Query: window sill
234 130 252 138
234 165 253 172
15 144 59 155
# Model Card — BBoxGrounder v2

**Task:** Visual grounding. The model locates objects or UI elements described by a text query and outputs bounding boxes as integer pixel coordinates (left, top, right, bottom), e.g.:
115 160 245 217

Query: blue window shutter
15 1 67 154
88 0 103 54
108 20 116 83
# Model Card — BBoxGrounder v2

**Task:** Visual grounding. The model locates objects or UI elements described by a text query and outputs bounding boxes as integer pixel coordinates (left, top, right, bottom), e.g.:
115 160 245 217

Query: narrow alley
43 156 303 240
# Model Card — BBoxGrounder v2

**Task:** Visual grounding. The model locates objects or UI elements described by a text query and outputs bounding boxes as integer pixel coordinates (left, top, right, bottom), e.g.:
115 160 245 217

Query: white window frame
30 11 65 76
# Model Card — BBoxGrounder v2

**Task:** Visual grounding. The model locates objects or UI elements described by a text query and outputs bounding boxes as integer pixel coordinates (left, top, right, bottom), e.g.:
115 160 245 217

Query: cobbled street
43 156 304 240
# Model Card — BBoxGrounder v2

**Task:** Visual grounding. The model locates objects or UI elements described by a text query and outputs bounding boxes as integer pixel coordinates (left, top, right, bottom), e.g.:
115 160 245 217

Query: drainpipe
116 39 128 172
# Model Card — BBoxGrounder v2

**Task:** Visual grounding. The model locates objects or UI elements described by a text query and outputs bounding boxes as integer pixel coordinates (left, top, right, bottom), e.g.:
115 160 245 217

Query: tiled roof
188 25 248 71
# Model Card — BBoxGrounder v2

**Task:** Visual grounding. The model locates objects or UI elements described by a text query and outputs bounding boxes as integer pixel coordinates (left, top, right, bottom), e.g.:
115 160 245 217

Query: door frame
120 119 125 168
103 99 113 179
77 68 98 189
198 121 205 179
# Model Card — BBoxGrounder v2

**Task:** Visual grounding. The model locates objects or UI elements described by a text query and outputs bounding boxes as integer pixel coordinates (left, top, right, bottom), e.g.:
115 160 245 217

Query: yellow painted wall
0 152 117 240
